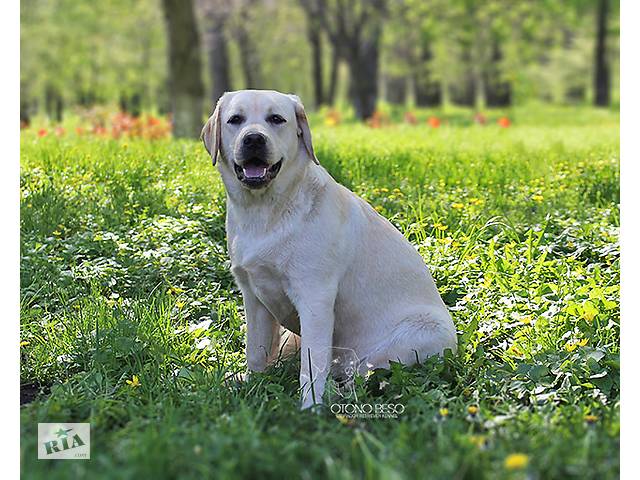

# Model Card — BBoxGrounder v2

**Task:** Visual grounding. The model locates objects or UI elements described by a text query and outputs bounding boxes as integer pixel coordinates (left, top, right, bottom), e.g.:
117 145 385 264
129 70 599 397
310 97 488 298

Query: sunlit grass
20 107 619 479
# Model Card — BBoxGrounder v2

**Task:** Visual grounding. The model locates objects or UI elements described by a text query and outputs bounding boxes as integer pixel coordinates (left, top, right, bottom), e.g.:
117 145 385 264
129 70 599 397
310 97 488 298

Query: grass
20 106 619 479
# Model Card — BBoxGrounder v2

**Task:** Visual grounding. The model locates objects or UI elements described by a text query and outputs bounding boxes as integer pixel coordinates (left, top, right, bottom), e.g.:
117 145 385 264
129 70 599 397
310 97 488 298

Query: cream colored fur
201 90 456 409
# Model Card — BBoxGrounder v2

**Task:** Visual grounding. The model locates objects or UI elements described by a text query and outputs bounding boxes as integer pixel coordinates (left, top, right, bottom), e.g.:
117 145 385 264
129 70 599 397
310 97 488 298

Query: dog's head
201 90 318 191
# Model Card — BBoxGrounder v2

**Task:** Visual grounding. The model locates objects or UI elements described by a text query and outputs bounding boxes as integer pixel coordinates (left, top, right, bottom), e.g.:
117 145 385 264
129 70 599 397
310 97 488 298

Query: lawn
20 107 620 479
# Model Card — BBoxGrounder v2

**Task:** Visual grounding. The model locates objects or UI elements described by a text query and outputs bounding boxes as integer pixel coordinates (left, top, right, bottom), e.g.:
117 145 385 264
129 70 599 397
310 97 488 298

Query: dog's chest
229 233 294 322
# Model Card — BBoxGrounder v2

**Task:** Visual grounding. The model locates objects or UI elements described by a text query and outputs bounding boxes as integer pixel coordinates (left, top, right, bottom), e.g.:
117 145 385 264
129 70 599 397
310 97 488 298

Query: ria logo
37 423 90 460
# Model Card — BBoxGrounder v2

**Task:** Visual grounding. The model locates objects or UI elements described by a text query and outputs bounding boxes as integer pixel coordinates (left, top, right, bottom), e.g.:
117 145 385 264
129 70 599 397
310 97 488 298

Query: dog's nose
243 133 266 148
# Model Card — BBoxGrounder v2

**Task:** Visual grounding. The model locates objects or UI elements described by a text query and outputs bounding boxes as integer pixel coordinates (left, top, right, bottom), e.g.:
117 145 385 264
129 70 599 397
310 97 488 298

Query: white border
4 0 631 477
0 0 21 475
620 0 638 478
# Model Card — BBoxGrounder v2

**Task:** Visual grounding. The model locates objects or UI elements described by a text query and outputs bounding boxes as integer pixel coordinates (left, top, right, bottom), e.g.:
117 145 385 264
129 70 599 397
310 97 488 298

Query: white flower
189 318 213 333
195 338 211 350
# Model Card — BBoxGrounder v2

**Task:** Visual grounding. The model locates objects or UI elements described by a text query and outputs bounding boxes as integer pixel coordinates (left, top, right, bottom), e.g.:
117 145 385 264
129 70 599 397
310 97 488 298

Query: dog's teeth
243 166 267 178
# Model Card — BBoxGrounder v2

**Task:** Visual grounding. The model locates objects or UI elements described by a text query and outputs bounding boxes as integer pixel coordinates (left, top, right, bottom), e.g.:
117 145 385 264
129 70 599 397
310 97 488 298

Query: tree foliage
20 0 620 121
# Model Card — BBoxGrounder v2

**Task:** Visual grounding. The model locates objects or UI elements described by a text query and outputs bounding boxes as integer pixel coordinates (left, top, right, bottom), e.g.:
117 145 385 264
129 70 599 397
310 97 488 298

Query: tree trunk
415 77 442 107
20 96 31 127
594 0 610 107
161 0 205 138
385 76 407 105
235 18 262 89
451 47 475 107
346 35 380 120
45 85 63 122
414 44 441 107
307 16 324 107
485 42 511 107
207 16 232 104
326 45 339 105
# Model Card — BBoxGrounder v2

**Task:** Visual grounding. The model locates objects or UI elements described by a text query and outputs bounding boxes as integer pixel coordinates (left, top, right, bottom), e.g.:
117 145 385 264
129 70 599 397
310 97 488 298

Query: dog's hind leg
363 307 457 370
271 327 300 364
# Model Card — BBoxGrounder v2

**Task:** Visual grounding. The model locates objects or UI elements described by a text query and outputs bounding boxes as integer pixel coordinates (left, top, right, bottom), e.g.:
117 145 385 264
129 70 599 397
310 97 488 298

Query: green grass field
20 107 620 479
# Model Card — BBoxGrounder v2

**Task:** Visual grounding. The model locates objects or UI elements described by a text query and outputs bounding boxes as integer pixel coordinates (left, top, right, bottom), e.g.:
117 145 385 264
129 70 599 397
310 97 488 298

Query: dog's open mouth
234 158 282 189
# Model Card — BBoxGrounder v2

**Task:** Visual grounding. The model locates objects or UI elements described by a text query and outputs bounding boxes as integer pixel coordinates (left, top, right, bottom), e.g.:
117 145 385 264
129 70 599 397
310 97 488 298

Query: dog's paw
300 402 325 415
224 370 248 386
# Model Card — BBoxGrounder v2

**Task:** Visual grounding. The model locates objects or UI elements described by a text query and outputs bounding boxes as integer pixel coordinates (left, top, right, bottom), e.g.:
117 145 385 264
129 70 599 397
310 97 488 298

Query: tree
161 0 205 138
307 9 325 108
326 43 340 105
305 0 386 119
384 0 442 107
230 0 264 89
199 0 233 104
300 0 343 107
594 0 610 106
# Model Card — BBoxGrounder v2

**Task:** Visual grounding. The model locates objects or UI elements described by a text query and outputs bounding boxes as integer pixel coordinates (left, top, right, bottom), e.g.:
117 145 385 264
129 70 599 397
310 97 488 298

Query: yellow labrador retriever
201 90 456 409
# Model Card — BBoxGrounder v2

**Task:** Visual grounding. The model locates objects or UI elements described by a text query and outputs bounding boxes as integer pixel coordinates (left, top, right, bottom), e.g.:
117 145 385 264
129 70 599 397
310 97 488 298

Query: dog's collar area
234 158 283 189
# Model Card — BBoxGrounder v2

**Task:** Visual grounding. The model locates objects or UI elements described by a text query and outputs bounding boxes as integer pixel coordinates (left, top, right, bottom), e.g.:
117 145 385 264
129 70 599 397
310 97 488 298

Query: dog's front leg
293 293 336 410
242 288 280 372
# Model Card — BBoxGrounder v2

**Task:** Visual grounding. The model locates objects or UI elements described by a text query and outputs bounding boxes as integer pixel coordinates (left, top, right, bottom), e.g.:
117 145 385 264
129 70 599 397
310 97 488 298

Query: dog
201 90 456 409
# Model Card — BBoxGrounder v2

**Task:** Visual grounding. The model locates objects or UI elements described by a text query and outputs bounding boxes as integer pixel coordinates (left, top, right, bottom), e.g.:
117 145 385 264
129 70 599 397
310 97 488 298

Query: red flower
37 128 48 137
55 126 65 137
75 126 85 136
427 116 441 128
92 125 107 136
474 113 487 125
404 112 418 125
498 117 511 128
366 110 390 129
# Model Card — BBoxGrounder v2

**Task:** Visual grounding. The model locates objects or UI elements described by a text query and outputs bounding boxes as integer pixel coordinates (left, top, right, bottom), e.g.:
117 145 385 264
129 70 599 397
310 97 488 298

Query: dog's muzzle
233 157 283 189
234 133 282 189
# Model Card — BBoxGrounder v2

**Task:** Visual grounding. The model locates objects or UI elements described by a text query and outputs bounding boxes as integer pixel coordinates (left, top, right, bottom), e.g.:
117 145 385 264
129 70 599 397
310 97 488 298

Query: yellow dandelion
167 286 184 296
577 338 588 347
509 344 524 356
374 205 384 213
20 340 30 347
532 194 544 202
469 198 484 206
126 375 141 388
467 405 479 416
565 341 578 352
519 316 532 325
435 223 448 231
584 414 598 424
380 187 389 193
176 301 185 309
335 414 355 426
504 453 529 470
451 202 464 210
439 407 449 417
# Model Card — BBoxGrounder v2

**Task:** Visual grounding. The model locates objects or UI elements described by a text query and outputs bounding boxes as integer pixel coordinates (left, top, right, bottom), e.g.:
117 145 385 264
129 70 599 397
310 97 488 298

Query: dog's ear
201 94 226 166
288 94 319 165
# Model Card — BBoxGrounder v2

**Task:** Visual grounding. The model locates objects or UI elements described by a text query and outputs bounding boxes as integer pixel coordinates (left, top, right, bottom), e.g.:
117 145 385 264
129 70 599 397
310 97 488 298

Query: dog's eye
227 115 244 125
267 114 286 125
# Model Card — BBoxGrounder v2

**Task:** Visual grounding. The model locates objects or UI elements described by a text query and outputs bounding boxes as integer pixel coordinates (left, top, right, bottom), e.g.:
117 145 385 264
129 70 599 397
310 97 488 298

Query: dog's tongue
243 164 267 178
